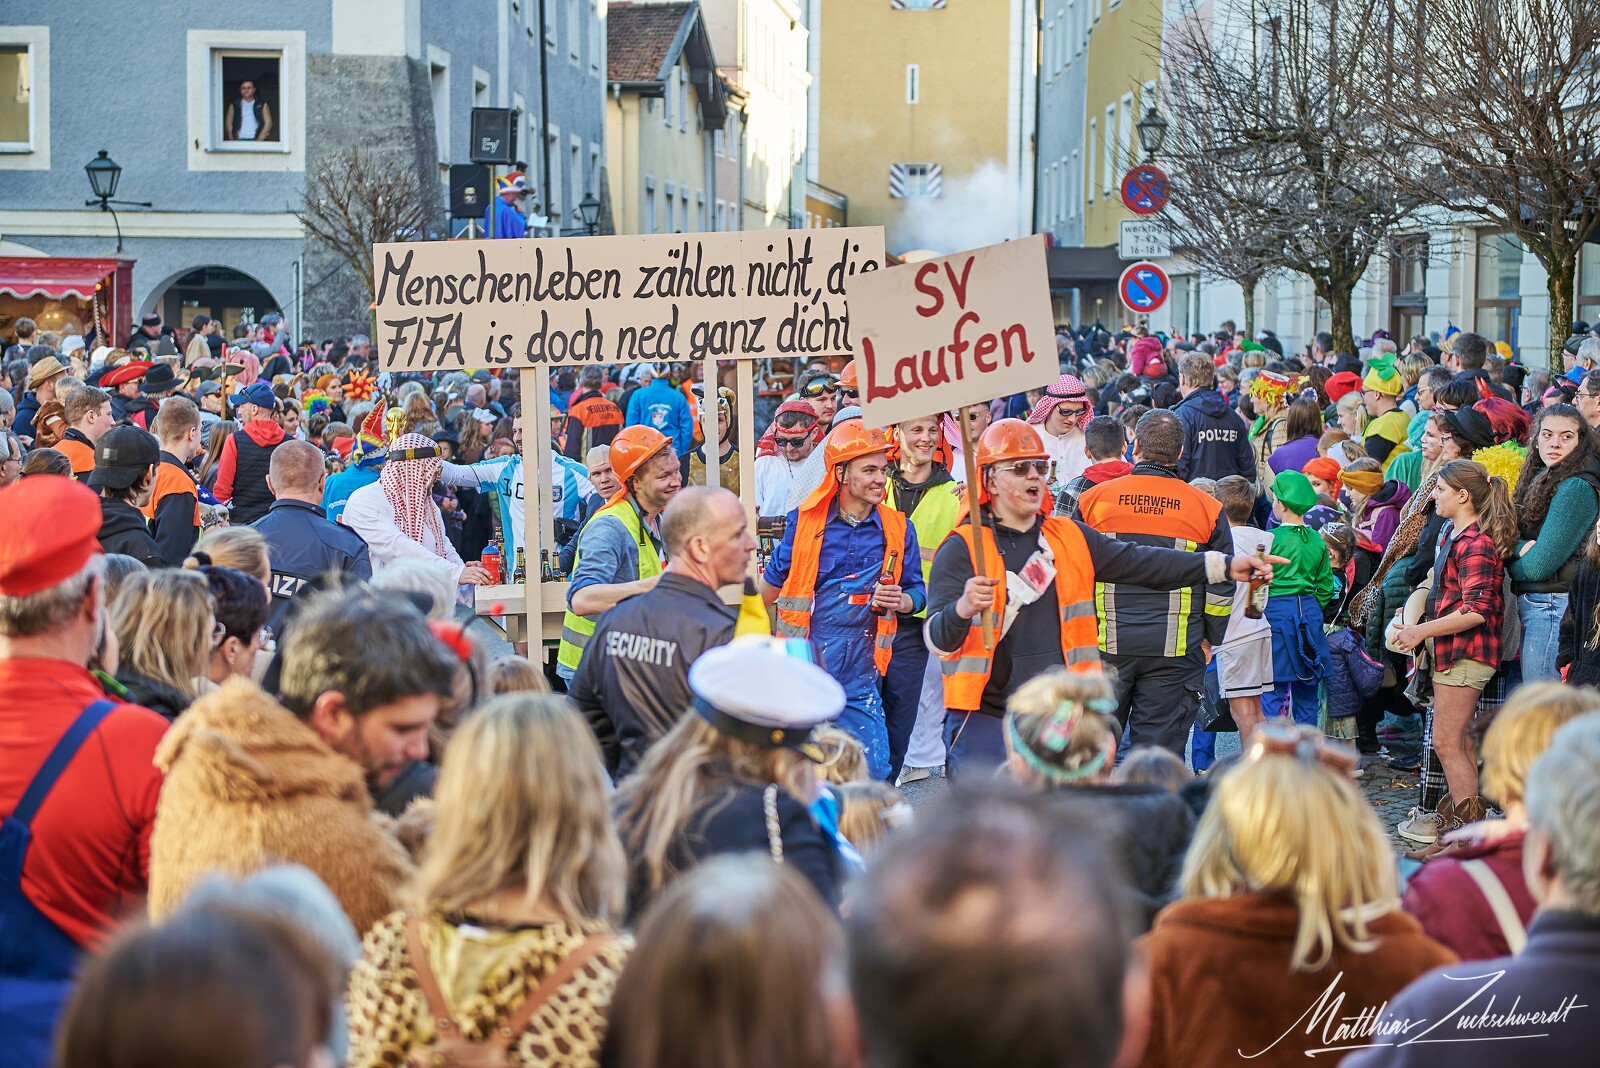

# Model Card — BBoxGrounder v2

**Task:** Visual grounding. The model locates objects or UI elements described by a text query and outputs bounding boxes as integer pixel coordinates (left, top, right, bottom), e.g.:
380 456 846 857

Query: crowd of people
3 307 1600 1068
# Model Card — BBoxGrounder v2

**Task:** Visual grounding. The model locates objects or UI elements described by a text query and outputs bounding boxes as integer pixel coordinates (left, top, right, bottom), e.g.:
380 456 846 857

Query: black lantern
1136 106 1168 158
83 149 152 253
577 192 602 233
85 150 121 200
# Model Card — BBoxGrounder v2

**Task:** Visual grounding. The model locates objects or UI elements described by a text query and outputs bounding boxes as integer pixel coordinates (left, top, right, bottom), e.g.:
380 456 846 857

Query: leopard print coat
346 911 632 1068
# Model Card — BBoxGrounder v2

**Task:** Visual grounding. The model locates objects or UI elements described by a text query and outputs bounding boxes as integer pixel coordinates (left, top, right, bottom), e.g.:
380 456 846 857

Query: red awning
0 257 124 300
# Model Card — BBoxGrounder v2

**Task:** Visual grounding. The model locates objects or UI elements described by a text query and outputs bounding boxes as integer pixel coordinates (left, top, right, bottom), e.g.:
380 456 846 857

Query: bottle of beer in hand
512 548 527 584
1244 542 1270 619
874 550 901 617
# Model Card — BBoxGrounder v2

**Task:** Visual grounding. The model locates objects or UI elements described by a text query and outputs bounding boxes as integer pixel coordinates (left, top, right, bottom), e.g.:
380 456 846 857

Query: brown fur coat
148 678 415 932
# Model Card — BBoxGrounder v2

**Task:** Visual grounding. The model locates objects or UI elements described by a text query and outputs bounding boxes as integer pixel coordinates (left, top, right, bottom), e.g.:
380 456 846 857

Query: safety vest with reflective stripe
556 498 663 671
939 516 1100 713
886 479 963 620
775 502 907 675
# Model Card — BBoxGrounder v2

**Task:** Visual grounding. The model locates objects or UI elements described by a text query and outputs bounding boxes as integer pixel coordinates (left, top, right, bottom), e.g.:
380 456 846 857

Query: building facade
700 0 808 231
0 0 606 341
812 0 1036 257
605 2 727 236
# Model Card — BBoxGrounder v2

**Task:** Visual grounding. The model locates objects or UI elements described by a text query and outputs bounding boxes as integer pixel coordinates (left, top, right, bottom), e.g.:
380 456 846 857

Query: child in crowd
1320 522 1382 752
1390 459 1516 846
1053 416 1130 519
1111 746 1192 793
836 780 908 859
1192 476 1276 770
1263 471 1336 724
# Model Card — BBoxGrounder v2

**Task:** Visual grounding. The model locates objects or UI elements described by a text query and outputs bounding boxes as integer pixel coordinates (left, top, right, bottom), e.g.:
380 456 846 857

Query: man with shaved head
252 439 373 631
569 485 757 777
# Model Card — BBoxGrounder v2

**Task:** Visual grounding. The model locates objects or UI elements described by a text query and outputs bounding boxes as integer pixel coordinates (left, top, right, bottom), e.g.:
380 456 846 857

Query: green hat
1240 340 1266 353
1363 353 1403 397
1271 470 1318 516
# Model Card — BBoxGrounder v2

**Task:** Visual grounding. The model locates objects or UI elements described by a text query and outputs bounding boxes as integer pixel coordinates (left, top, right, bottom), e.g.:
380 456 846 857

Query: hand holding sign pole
849 234 1059 652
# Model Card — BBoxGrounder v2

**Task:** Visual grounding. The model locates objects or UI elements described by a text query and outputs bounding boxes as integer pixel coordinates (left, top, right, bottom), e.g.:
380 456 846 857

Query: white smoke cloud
887 161 1023 257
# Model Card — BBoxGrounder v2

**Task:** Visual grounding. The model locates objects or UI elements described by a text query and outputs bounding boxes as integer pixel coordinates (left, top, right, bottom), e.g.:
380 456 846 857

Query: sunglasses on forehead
796 375 839 398
1245 722 1360 776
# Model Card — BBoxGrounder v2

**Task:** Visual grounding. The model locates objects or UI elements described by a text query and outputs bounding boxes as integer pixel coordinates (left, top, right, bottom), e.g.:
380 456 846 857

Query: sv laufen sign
371 228 885 370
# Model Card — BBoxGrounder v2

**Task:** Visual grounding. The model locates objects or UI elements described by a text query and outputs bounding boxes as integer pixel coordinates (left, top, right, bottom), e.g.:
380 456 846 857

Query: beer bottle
874 550 901 617
540 548 554 582
512 547 527 584
1244 542 1270 619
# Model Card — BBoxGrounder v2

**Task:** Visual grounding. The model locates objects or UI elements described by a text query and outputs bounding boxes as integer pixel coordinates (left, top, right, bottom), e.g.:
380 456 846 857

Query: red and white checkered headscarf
380 432 447 554
1026 374 1091 432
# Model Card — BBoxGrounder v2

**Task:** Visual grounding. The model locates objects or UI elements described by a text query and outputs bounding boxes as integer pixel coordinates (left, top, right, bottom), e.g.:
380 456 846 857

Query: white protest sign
850 235 1058 429
371 228 885 370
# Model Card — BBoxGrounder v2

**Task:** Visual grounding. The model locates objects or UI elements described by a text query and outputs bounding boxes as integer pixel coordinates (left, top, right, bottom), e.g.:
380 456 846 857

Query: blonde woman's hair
1481 683 1600 809
488 655 549 695
109 570 215 701
1181 754 1397 971
837 781 903 858
812 725 868 785
616 713 820 898
1336 392 1369 436
411 694 625 927
1397 352 1431 389
194 526 270 587
1004 668 1116 787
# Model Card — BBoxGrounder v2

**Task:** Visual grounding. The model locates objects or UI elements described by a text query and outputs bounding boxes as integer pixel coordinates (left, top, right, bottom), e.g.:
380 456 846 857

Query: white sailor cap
689 636 846 752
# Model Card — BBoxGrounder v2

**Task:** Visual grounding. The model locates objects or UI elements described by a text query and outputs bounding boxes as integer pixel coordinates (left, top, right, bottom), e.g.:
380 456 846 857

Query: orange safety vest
55 436 95 478
939 516 1100 712
775 503 908 675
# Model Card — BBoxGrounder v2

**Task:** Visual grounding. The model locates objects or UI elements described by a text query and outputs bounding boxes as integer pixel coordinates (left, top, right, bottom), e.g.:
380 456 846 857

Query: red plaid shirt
1432 521 1504 671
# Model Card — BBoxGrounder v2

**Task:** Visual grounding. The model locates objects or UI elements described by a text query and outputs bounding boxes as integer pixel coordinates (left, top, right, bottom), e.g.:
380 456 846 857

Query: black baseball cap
88 426 160 490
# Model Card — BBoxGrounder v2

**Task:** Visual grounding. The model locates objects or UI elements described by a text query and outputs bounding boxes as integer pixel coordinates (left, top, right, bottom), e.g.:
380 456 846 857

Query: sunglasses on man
776 434 813 449
997 460 1050 477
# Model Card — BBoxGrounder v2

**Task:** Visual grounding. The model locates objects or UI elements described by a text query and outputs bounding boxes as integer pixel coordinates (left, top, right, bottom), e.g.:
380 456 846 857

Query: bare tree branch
1358 0 1600 369
295 147 440 308
1161 0 1415 354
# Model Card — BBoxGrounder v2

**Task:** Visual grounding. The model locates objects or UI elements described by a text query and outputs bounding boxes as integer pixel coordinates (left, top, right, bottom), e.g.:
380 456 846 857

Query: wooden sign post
371 227 886 640
849 234 1060 654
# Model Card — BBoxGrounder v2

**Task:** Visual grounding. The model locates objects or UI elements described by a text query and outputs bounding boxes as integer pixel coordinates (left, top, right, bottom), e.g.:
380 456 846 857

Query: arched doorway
147 264 282 340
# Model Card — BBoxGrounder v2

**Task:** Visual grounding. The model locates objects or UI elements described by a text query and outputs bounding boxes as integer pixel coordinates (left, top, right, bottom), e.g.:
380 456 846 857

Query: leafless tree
1161 0 1414 355
295 147 440 307
1161 71 1294 338
1360 0 1600 370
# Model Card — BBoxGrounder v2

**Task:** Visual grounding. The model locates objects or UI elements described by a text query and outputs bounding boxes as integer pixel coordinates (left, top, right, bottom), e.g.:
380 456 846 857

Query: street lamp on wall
1136 106 1168 159
577 193 601 235
83 150 153 254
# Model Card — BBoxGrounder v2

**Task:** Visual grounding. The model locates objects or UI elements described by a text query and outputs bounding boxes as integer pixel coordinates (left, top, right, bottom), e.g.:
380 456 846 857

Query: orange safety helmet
975 418 1048 468
823 422 893 469
608 424 673 485
838 360 859 391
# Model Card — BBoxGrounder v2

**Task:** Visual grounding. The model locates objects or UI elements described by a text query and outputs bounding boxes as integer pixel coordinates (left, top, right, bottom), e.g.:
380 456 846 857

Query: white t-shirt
1223 525 1273 645
755 454 809 518
1039 425 1090 487
236 100 259 139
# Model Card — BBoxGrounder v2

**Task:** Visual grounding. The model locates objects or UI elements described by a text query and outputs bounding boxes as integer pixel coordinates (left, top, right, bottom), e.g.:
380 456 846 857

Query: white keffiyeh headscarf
380 432 448 554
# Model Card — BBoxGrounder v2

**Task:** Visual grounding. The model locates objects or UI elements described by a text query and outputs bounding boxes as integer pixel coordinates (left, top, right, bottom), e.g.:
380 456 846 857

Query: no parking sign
1118 261 1170 316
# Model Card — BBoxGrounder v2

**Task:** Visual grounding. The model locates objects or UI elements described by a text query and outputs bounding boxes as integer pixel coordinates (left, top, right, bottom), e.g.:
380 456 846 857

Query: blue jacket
321 464 379 523
1325 625 1383 719
484 198 527 239
14 390 41 443
625 379 693 457
251 498 373 632
1173 387 1255 482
